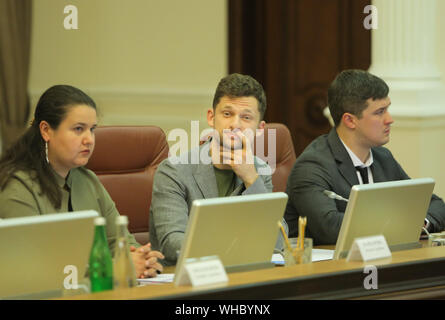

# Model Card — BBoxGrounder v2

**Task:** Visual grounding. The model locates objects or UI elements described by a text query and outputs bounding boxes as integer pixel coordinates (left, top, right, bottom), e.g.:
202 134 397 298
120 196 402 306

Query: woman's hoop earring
45 141 49 164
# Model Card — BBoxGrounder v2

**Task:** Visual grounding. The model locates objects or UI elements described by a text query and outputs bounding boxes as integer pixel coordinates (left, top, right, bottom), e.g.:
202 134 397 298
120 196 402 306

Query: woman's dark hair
0 85 96 208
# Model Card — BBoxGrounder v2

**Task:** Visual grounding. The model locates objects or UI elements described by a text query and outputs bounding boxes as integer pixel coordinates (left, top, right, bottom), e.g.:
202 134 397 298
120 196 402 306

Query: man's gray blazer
284 128 445 245
149 141 287 265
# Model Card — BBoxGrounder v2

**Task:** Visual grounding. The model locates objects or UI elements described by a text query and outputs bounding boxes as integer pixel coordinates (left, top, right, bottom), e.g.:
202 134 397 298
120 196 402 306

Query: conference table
61 244 445 300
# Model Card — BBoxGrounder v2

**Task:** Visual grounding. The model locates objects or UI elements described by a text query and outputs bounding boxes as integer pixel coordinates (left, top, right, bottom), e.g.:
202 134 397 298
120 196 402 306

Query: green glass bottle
113 215 137 289
89 217 113 292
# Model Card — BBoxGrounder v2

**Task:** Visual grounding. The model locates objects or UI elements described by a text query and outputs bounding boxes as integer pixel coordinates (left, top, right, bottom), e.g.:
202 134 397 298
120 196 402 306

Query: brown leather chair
254 123 296 192
86 126 169 245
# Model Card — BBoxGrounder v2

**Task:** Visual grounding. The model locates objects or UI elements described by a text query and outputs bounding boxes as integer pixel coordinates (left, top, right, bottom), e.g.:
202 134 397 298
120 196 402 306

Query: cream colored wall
29 0 227 147
437 0 445 79
385 0 445 197
386 117 445 196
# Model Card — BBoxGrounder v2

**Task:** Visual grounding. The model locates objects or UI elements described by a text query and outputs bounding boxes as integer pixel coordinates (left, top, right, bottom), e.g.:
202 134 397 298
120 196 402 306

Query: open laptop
333 178 435 260
174 192 288 285
0 210 98 299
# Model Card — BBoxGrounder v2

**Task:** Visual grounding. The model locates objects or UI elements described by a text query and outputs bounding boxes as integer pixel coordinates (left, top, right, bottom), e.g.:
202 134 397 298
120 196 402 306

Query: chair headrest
86 126 169 174
254 123 296 164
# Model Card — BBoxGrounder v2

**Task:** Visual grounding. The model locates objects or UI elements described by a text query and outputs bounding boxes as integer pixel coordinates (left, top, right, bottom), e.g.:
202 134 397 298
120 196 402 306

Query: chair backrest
254 123 296 192
86 126 169 245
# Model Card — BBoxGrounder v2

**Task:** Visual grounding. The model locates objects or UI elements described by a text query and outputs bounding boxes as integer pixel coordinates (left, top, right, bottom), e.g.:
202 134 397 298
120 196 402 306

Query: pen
299 217 307 250
278 221 298 263
297 216 307 263
297 217 301 249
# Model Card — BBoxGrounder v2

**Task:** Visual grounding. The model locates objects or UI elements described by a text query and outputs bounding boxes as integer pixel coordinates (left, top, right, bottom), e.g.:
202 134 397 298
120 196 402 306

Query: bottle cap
94 217 106 226
116 215 129 225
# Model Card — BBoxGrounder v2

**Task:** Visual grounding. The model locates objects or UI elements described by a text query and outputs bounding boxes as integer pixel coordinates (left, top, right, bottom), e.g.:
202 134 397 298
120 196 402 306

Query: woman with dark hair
0 85 164 278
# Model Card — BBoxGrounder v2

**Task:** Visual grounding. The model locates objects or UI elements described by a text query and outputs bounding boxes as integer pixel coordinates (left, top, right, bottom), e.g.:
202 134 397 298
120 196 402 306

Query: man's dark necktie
355 166 369 184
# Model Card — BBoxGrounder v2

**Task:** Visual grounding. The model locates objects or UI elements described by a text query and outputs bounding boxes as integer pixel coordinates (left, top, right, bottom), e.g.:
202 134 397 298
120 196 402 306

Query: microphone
323 190 349 202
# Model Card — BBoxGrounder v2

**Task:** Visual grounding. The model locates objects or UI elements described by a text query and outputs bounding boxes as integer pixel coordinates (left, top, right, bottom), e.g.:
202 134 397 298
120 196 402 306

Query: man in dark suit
284 69 445 245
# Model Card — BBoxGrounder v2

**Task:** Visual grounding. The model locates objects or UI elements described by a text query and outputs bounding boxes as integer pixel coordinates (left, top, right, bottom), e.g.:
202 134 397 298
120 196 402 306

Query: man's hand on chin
219 131 258 188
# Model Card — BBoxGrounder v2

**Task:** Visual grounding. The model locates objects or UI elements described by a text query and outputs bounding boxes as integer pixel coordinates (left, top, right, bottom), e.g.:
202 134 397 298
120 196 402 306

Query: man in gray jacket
284 69 445 245
149 73 287 265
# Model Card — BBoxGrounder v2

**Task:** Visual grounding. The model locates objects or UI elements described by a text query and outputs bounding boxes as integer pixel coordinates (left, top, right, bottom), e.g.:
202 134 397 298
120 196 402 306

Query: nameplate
175 256 228 287
346 235 392 262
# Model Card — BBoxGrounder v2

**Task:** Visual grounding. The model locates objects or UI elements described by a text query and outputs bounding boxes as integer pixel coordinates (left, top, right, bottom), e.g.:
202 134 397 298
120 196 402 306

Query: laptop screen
0 211 98 299
334 178 434 260
174 192 288 285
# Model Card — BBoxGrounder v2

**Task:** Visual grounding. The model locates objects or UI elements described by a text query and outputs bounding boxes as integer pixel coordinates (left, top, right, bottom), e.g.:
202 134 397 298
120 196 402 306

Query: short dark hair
212 73 267 120
328 69 389 127
0 85 96 208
